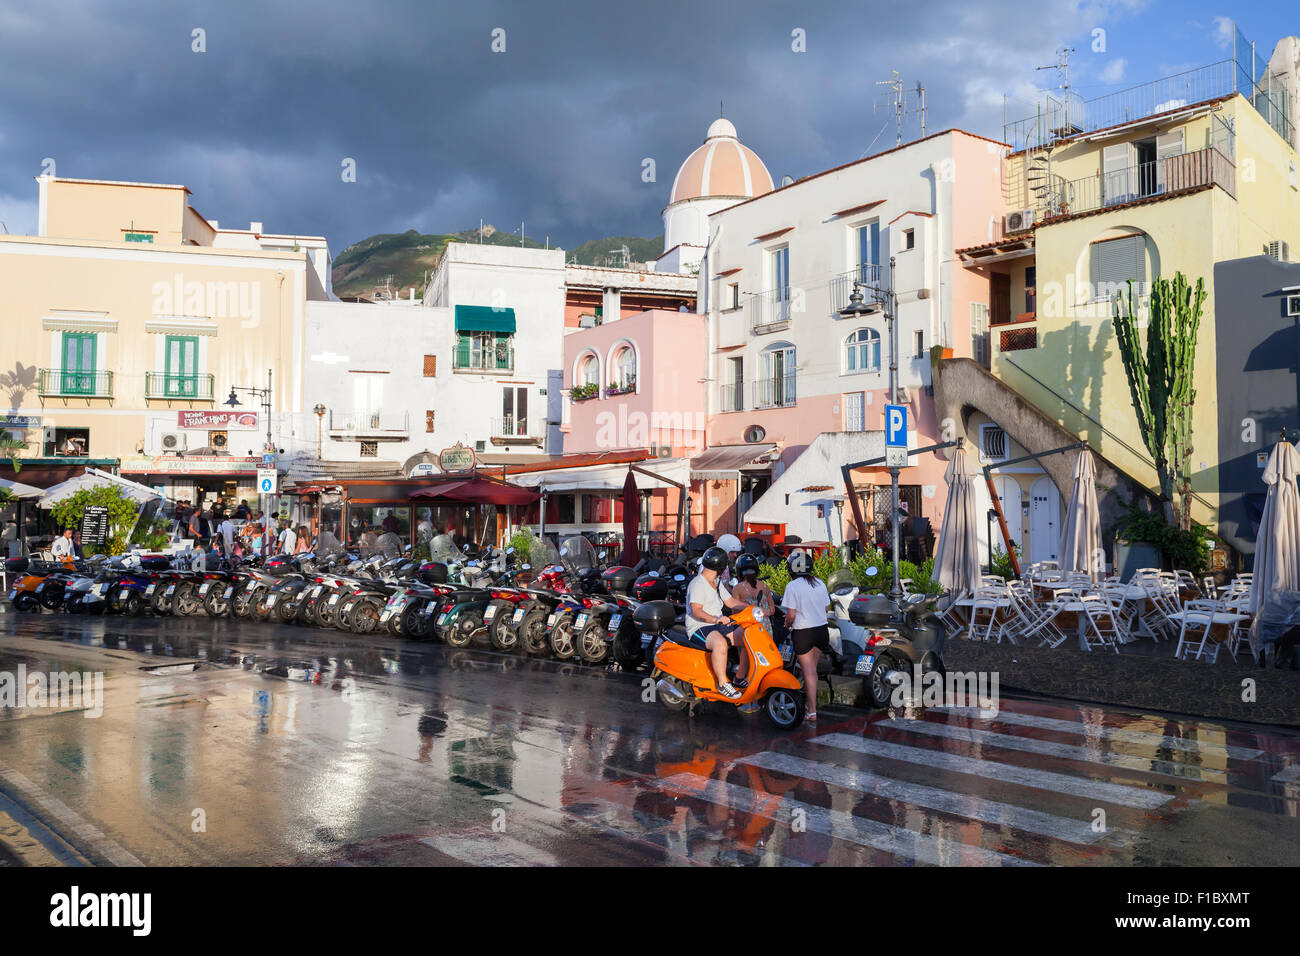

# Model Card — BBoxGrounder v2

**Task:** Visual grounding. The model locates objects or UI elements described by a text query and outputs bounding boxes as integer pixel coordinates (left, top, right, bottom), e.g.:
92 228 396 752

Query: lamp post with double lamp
225 368 274 524
839 256 903 601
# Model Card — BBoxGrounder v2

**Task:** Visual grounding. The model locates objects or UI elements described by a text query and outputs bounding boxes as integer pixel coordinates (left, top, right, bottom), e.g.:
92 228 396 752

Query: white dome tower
657 117 773 273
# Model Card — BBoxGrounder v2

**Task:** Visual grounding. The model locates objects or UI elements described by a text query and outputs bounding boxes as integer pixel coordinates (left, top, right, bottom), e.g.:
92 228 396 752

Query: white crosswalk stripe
813 732 1174 809
737 750 1130 846
659 772 1039 866
872 718 1233 782
933 706 1264 761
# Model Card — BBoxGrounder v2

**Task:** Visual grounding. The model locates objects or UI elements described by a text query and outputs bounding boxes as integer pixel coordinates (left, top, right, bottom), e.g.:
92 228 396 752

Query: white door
975 475 1022 564
1029 476 1061 564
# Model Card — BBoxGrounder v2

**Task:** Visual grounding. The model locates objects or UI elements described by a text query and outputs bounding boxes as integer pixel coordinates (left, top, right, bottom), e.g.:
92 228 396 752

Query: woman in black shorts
781 550 831 722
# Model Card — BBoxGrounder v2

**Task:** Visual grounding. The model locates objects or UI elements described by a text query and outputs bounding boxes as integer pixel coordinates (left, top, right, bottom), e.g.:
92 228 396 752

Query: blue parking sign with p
885 404 907 447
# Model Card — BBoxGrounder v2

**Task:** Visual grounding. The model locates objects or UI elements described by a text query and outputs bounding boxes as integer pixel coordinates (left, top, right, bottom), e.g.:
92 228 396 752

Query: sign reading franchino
178 410 259 431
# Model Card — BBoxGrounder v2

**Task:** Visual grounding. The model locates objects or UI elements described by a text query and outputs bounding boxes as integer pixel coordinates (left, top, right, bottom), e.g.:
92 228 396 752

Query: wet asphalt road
0 609 1298 866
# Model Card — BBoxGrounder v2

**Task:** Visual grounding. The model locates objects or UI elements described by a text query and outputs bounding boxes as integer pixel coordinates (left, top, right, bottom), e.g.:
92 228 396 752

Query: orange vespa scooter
642 601 806 729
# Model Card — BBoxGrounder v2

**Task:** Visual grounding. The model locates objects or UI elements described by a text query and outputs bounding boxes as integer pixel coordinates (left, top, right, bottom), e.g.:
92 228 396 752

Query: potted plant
606 375 636 396
571 382 599 401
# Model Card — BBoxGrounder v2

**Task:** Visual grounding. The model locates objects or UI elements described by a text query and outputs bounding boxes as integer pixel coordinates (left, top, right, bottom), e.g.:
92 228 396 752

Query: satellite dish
780 175 794 187
744 424 767 444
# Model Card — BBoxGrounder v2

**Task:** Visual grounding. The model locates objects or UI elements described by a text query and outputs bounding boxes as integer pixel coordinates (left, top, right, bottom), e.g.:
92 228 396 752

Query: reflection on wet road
1 612 1298 866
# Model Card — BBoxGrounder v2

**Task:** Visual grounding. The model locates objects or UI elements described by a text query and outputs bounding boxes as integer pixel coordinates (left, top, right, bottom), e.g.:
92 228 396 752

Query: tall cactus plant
1112 272 1206 530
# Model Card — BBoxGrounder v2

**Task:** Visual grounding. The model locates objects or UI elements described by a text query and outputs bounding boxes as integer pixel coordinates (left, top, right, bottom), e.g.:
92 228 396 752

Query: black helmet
700 546 729 571
736 553 761 578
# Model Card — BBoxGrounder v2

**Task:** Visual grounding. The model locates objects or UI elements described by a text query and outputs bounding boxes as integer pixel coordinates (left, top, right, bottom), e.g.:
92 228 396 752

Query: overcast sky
0 1 1289 254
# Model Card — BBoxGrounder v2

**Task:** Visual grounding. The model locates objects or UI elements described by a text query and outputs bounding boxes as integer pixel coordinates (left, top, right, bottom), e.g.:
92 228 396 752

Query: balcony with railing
1004 33 1294 152
829 264 886 316
753 373 797 410
144 371 215 401
719 381 745 413
38 368 113 400
747 287 793 333
1030 146 1235 223
326 409 409 439
490 415 546 446
453 343 515 373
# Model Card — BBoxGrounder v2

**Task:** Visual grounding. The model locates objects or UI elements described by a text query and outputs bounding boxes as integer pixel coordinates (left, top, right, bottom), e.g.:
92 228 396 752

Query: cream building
0 176 329 507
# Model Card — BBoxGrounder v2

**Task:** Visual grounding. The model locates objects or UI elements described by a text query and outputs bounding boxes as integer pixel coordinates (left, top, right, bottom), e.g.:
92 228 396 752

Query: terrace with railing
1004 30 1295 154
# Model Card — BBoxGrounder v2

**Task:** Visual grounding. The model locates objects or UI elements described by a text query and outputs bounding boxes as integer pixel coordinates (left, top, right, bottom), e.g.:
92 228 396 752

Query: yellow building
950 40 1300 560
0 176 329 506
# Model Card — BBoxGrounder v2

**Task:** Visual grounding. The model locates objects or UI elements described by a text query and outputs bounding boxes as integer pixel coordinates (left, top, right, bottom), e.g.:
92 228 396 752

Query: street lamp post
313 403 326 460
839 256 904 601
226 368 274 522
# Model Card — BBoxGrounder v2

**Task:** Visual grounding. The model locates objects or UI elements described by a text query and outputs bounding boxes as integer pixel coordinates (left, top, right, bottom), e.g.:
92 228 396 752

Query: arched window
844 328 881 374
578 353 600 386
610 344 636 392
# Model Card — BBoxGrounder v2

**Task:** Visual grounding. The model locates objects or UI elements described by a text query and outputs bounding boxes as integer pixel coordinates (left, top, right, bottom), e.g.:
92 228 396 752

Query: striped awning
41 311 117 333
144 316 219 336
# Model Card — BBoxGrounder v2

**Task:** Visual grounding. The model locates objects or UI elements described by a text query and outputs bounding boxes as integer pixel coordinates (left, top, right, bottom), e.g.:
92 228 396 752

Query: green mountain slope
331 227 663 299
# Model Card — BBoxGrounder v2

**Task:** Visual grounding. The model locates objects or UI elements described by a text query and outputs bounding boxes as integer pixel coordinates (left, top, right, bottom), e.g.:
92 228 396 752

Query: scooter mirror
506 547 514 554
649 570 659 577
522 563 530 570
865 566 879 577
674 574 685 582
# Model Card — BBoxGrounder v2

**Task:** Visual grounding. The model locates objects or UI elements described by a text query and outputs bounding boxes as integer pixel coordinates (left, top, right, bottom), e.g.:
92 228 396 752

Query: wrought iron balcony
719 382 745 413
748 288 793 333
1030 147 1235 222
145 372 215 400
38 368 113 399
327 409 409 439
453 344 515 372
753 374 797 410
829 264 886 316
490 416 545 446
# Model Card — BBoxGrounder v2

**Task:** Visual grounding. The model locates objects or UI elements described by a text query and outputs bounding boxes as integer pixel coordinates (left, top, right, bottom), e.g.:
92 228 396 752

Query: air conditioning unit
160 432 188 452
210 430 229 450
656 446 672 458
1005 208 1036 234
1268 240 1291 262
1287 294 1300 317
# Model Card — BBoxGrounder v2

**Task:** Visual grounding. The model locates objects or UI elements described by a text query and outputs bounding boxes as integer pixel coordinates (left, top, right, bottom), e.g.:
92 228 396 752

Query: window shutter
845 392 865 432
423 354 437 377
1102 143 1135 204
1156 130 1185 191
1092 235 1145 298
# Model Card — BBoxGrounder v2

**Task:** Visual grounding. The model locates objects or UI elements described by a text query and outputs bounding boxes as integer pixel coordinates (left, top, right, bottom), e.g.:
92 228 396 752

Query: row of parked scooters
4 535 696 671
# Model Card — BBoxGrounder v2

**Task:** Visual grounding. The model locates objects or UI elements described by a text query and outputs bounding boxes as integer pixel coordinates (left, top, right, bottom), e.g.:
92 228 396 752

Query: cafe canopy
408 477 539 506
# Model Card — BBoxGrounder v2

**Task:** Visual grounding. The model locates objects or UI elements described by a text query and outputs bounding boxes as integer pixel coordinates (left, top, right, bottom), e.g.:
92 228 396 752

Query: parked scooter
848 568 948 709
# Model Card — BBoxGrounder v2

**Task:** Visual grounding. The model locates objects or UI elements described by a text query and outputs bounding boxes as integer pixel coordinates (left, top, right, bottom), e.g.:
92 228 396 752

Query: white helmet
716 533 742 553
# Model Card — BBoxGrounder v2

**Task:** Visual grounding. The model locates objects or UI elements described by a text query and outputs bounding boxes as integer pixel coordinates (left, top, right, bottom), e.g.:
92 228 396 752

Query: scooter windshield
559 535 596 573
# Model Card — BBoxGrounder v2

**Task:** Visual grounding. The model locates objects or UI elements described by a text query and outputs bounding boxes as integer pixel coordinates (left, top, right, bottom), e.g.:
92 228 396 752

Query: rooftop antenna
874 72 926 147
1035 46 1075 142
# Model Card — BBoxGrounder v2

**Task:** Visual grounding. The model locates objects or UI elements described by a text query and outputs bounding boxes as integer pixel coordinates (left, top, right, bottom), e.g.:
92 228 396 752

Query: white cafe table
1165 609 1252 660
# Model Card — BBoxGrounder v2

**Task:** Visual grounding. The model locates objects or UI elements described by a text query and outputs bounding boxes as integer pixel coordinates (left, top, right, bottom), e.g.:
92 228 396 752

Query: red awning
409 478 539 506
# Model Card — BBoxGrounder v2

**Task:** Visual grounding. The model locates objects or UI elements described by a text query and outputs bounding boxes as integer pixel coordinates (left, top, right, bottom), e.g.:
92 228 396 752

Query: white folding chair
1082 597 1122 654
1026 590 1079 648
1174 600 1226 662
968 587 1005 643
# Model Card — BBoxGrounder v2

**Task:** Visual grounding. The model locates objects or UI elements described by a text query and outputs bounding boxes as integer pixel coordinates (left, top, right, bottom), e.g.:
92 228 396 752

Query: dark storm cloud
0 0 1134 254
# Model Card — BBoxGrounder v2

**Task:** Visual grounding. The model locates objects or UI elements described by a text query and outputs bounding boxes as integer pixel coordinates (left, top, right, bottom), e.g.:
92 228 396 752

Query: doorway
1029 475 1061 564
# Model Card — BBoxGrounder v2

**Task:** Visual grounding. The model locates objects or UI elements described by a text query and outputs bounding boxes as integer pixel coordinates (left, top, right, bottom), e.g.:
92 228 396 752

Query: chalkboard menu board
80 505 110 548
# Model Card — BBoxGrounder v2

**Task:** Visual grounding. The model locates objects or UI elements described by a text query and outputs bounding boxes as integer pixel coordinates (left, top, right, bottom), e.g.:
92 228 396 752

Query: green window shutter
164 335 199 397
61 332 96 395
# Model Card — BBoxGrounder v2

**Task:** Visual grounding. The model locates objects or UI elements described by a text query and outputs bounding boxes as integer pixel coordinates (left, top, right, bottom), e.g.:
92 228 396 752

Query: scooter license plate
422 604 435 617
512 608 525 624
575 613 588 629
165 585 176 596
608 613 622 634
7 590 16 601
483 604 497 620
437 612 449 626
200 582 213 595
854 653 875 676
118 588 130 600
380 609 393 622
36 583 46 593
266 594 279 607
312 585 323 598
546 613 557 627
780 643 793 663
329 593 341 605
223 587 233 600
146 584 156 596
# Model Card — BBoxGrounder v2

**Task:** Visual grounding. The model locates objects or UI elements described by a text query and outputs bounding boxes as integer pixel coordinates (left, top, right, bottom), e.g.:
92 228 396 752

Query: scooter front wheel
519 607 550 656
549 618 577 660
577 620 610 664
445 611 481 648
865 651 904 710
489 609 518 652
764 688 806 729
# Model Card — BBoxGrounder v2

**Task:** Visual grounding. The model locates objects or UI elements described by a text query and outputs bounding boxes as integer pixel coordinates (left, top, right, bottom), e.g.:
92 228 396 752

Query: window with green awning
454 304 516 333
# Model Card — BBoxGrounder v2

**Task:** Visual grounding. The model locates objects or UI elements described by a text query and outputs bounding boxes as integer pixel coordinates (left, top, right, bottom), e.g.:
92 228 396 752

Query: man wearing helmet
685 546 750 699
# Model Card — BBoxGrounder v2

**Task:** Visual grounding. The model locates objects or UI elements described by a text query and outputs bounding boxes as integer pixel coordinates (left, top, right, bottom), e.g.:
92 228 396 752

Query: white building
210 220 333 298
700 129 1007 544
291 243 566 476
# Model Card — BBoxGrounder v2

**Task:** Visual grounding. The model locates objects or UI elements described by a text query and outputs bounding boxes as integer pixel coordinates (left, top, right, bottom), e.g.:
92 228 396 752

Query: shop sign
121 455 260 476
80 506 110 547
0 415 41 429
178 410 259 431
438 443 476 473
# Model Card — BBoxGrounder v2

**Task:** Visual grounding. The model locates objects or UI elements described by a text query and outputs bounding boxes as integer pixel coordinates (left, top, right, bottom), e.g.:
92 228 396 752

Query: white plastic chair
1082 597 1122 653
1174 600 1229 662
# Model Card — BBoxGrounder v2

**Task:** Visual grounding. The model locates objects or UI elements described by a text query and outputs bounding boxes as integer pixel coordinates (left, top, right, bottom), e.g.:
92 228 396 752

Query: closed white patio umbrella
932 447 982 595
1249 440 1300 618
0 477 46 499
1059 449 1101 580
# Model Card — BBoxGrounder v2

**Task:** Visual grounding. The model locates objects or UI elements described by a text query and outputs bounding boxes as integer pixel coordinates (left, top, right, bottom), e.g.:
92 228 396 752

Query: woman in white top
781 550 831 722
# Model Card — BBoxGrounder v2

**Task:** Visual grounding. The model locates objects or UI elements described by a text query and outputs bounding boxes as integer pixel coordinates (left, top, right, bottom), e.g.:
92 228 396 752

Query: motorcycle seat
664 627 706 651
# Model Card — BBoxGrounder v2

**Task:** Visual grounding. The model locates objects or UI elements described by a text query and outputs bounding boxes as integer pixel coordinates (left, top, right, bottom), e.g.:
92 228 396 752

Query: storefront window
544 494 576 524
581 494 624 524
346 505 410 545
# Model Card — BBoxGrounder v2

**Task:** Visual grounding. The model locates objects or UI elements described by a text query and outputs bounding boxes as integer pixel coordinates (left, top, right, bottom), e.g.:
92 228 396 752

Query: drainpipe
928 161 945 351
